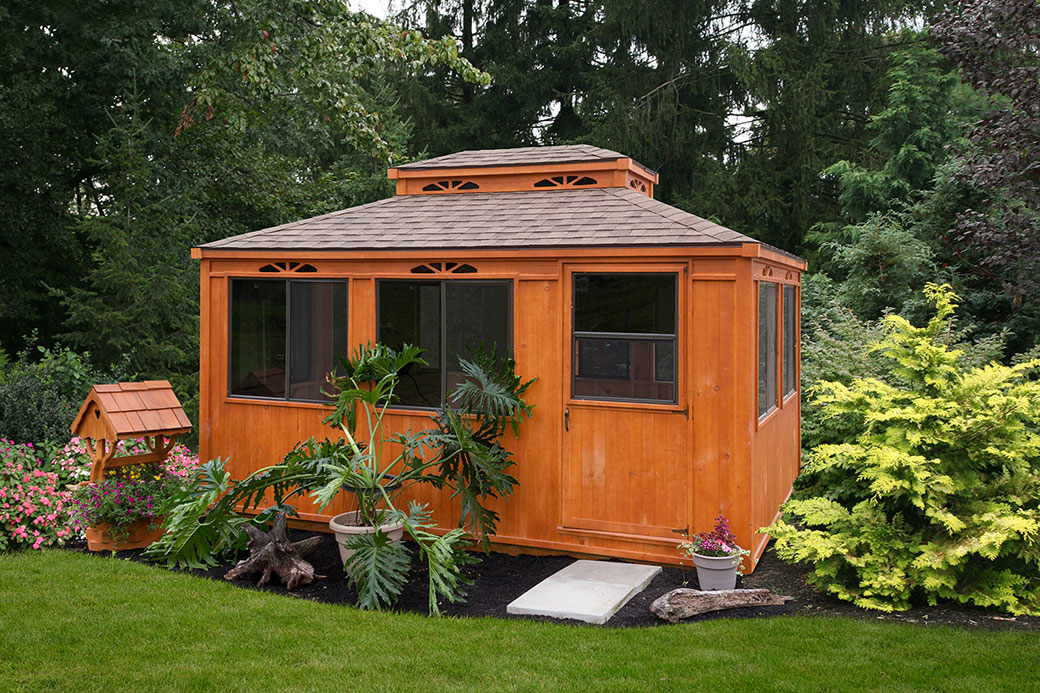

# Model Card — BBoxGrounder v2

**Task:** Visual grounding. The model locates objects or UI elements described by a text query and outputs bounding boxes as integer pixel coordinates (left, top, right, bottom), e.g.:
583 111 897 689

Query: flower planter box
85 517 165 551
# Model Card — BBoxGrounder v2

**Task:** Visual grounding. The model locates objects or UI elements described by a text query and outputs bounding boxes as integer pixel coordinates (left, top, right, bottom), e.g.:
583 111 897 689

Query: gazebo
191 145 804 571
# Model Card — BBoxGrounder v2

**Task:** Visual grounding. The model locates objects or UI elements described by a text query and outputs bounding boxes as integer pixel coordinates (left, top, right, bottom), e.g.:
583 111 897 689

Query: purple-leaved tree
932 0 1040 307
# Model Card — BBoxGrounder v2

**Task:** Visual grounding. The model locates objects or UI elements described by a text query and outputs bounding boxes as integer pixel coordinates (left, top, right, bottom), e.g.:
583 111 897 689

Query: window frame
227 277 349 404
757 280 779 421
782 284 799 400
375 278 514 411
570 271 679 405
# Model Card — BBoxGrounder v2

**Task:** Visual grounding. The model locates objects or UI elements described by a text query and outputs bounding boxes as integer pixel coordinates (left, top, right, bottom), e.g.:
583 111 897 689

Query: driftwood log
650 588 794 623
224 512 324 590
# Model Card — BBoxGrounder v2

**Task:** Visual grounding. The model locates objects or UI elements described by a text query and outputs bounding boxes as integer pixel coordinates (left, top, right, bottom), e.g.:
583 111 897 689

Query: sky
355 0 392 18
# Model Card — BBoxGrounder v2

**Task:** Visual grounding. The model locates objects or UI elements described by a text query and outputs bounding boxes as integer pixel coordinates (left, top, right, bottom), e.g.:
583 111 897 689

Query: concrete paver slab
506 559 661 624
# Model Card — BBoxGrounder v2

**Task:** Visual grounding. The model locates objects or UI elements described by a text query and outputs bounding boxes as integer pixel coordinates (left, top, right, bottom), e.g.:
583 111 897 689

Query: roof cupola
387 144 658 198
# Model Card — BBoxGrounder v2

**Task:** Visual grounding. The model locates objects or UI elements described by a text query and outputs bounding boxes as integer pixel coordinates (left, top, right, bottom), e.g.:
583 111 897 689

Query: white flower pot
328 511 405 569
691 552 742 590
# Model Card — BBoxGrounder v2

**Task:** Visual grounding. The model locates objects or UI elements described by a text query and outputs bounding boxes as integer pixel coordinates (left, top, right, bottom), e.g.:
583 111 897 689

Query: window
758 282 778 418
229 279 347 402
783 285 797 397
377 280 511 408
572 273 677 403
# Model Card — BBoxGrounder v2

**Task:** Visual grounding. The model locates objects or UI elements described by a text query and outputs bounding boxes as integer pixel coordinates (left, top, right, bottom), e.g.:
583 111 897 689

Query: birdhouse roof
70 380 192 441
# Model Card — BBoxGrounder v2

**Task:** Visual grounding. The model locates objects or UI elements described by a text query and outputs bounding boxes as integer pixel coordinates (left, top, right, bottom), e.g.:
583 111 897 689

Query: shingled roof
396 144 650 171
199 186 756 252
71 380 192 439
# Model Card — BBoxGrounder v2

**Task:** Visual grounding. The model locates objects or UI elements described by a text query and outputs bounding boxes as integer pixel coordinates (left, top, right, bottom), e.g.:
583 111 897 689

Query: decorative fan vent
409 262 478 275
421 180 480 192
258 262 318 273
628 179 648 193
533 175 598 189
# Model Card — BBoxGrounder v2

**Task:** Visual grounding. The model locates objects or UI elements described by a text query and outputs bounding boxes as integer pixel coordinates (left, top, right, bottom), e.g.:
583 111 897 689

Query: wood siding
198 248 802 569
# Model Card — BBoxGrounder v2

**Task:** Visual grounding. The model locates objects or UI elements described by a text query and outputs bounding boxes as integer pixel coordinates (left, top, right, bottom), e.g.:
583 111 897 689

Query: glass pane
574 274 676 334
289 281 347 401
445 283 510 394
783 285 797 396
654 341 674 382
574 337 675 402
378 281 442 407
230 279 286 398
758 282 778 417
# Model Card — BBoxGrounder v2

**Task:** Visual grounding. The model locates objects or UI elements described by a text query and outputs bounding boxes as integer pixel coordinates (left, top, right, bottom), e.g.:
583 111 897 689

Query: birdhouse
70 381 192 482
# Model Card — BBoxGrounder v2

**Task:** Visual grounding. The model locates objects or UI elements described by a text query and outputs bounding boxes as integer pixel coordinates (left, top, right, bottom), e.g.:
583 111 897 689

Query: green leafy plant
147 342 535 614
145 459 252 570
425 345 534 549
309 343 435 526
294 342 530 612
766 284 1040 615
0 344 129 446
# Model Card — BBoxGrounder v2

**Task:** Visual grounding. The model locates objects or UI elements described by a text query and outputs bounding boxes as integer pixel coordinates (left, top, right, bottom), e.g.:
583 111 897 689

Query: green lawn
1 551 1036 692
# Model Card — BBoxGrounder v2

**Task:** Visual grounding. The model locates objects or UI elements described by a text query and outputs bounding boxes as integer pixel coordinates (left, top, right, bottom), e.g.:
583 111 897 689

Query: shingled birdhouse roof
71 380 192 442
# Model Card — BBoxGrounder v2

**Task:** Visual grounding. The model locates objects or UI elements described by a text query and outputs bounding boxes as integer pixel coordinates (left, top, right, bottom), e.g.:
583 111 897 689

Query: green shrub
768 284 1040 615
0 344 128 446
799 274 891 453
799 273 1005 455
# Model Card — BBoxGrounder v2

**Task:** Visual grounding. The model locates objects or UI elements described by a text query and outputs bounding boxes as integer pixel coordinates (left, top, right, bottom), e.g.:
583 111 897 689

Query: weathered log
224 512 324 590
650 588 794 623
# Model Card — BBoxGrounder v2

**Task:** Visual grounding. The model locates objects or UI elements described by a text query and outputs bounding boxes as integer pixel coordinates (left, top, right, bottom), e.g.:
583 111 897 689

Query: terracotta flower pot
691 552 742 590
85 517 165 551
328 510 405 570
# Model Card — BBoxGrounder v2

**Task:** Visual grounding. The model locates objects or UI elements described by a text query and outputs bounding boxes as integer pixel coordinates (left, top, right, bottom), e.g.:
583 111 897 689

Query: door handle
564 407 570 431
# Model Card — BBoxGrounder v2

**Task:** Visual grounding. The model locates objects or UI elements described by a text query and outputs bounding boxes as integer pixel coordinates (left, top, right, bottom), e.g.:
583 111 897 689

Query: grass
1 551 1037 692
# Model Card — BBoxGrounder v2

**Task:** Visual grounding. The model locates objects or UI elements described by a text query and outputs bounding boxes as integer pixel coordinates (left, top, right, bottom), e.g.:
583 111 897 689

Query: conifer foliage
767 284 1040 615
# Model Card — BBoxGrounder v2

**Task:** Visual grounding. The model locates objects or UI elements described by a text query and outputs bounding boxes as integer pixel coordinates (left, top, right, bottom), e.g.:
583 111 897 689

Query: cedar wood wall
198 247 802 570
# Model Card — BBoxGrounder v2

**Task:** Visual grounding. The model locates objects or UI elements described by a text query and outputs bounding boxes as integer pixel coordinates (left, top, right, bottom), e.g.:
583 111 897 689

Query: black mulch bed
72 532 1040 631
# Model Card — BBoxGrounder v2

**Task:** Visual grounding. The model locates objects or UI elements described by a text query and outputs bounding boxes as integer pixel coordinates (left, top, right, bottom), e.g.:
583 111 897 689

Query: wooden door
560 264 691 542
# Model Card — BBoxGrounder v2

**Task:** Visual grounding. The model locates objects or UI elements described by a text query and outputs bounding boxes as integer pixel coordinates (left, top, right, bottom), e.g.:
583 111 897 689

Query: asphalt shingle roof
396 144 653 172
198 187 758 252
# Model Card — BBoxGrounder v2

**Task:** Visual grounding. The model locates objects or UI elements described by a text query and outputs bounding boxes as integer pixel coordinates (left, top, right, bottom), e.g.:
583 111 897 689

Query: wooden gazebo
70 380 192 482
191 145 805 571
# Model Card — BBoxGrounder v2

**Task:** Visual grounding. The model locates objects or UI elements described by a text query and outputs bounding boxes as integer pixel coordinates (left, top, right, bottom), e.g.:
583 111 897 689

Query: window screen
378 280 512 408
229 279 347 402
783 285 797 397
758 282 778 418
289 281 348 401
572 273 677 403
230 280 287 398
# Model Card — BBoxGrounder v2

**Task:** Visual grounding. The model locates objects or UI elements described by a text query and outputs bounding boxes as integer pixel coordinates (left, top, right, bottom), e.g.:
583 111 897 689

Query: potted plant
332 473 405 565
679 515 750 590
298 341 535 599
302 344 435 568
147 342 536 615
73 463 180 551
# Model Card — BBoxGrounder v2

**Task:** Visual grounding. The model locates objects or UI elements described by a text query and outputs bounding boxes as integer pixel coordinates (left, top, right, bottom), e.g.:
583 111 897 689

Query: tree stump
650 588 794 623
224 512 324 590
